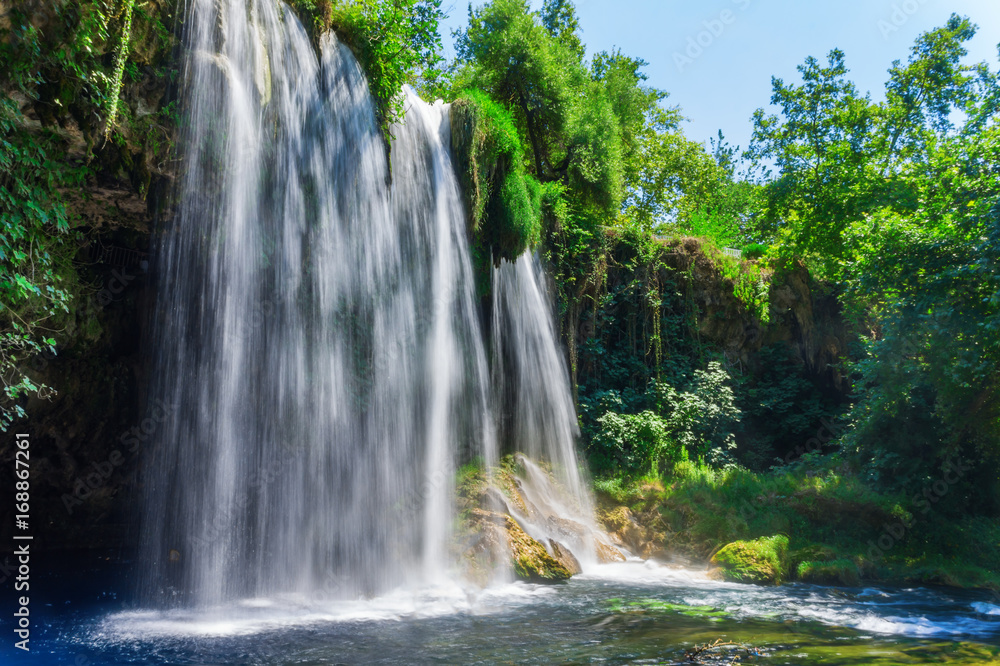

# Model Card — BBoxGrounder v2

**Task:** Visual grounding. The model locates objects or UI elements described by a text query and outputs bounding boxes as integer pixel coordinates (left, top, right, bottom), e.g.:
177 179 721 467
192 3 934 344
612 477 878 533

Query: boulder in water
595 538 627 564
548 539 582 575
505 516 572 583
710 535 790 585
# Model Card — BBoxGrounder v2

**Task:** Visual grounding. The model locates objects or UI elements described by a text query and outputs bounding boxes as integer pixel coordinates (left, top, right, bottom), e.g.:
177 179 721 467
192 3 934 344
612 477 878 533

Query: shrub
742 243 768 260
594 410 686 476
450 89 544 292
653 361 741 464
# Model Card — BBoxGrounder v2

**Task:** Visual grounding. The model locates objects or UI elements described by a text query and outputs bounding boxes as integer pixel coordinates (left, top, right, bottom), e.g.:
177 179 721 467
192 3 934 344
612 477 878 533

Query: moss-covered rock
455 461 573 584
506 517 572 583
450 90 543 295
710 535 790 585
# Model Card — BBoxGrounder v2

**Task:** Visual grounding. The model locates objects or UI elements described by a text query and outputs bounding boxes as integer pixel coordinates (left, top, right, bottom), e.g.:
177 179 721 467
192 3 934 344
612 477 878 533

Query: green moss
506 516 571 583
608 598 730 619
711 535 789 585
451 90 543 295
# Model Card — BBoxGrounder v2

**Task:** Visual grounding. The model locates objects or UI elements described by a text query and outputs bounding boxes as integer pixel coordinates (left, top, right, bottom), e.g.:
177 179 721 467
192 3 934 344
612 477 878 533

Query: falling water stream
141 0 497 605
6 1 999 663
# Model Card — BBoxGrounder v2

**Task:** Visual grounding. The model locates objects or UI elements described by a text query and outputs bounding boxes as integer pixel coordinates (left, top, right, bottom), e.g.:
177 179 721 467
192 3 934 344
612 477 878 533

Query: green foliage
451 90 542 272
687 206 740 249
455 0 623 218
653 361 741 463
0 3 110 427
842 197 1000 511
593 410 685 476
105 0 136 139
737 14 1000 519
748 48 880 273
742 243 768 260
596 456 1000 590
0 0 175 428
748 14 993 275
0 97 84 428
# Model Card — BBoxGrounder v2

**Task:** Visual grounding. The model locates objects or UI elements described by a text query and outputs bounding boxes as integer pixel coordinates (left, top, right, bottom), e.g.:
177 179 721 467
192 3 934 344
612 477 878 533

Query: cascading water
491 254 614 568
141 0 493 605
491 254 583 500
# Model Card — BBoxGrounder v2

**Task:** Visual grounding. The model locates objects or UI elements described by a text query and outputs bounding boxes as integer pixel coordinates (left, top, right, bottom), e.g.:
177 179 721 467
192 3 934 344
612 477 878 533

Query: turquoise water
8 555 1000 665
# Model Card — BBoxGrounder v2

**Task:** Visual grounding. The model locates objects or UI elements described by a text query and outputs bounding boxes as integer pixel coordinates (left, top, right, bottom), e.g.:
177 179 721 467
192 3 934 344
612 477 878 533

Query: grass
594 456 1000 591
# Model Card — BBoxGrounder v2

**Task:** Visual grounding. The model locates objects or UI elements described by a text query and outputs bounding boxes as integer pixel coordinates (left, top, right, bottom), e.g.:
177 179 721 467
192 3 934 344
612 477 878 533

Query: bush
742 243 768 260
450 89 544 292
653 361 741 464
593 410 686 476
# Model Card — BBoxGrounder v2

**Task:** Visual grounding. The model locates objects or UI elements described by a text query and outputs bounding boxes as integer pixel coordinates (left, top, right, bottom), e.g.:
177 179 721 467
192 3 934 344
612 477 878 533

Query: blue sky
437 1 1000 155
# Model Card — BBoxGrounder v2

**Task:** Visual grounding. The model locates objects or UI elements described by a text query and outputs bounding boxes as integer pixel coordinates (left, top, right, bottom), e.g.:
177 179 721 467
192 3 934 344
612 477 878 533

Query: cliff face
564 233 852 469
656 238 850 398
0 0 178 551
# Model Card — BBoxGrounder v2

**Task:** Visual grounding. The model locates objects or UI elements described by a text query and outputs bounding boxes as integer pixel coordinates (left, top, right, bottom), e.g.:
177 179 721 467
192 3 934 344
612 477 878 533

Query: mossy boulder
455 466 571 585
796 558 861 586
506 516 572 583
710 535 789 585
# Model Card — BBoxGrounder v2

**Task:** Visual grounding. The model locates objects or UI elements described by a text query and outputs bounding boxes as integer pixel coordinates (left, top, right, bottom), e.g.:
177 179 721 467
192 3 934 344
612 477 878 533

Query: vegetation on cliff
434 1 999 589
1 0 177 428
287 0 446 141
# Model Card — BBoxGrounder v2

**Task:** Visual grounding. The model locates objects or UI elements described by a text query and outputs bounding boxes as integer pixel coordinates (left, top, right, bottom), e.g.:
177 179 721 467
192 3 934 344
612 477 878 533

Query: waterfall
142 0 595 606
141 0 491 605
492 255 605 568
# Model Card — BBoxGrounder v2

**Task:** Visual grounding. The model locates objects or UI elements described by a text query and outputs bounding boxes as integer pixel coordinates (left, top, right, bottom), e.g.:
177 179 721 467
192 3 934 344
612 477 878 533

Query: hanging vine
104 0 136 140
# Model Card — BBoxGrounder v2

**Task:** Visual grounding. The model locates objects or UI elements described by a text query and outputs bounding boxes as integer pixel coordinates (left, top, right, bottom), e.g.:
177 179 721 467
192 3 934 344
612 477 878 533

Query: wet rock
460 508 572 584
549 539 582 575
505 516 571 583
595 539 626 563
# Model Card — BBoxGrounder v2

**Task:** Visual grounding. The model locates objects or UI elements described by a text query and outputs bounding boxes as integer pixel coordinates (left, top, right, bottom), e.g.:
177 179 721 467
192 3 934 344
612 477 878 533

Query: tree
455 0 622 218
748 15 993 274
876 14 982 172
748 49 879 271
